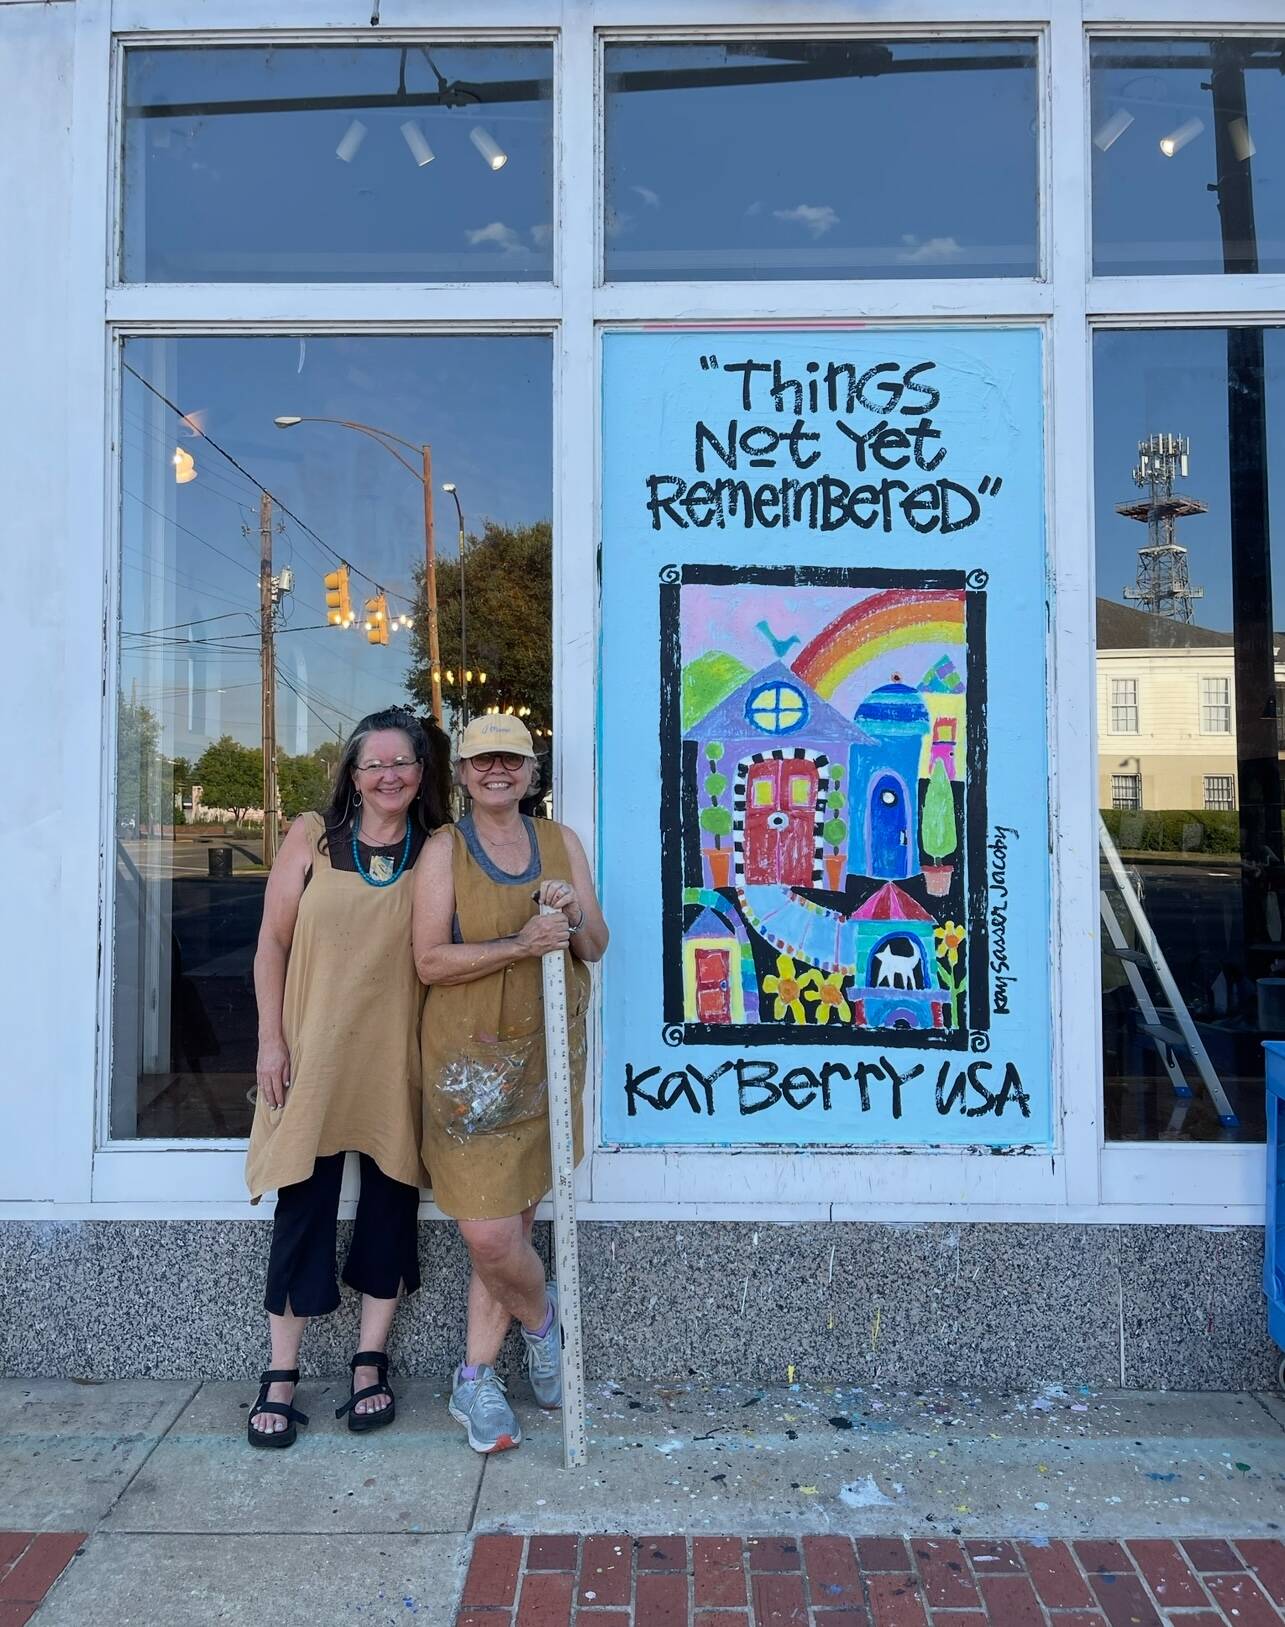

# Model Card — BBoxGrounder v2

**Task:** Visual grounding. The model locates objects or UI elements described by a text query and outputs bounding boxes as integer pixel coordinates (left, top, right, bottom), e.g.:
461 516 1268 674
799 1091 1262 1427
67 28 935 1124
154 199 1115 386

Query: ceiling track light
400 119 435 167
336 118 367 163
1229 116 1256 162
172 446 196 485
1092 109 1134 152
469 125 508 171
1159 116 1203 158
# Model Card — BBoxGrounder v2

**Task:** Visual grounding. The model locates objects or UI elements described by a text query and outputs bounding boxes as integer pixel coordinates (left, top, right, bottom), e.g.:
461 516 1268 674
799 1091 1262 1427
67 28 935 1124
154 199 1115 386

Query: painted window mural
600 328 1051 1146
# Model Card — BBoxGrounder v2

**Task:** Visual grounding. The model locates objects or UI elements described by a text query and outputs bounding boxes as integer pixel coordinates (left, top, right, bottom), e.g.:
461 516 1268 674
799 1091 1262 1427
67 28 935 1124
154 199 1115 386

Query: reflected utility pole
1210 41 1280 965
260 491 279 866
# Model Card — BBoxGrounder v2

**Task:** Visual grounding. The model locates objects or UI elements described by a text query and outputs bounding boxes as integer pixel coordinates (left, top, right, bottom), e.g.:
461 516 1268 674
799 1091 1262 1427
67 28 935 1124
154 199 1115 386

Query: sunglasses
467 752 527 772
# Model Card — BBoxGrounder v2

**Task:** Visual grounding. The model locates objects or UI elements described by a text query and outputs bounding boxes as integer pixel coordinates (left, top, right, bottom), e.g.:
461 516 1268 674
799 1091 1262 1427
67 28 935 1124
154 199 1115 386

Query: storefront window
1095 326 1285 1143
111 335 552 1138
603 39 1039 282
121 44 554 282
1091 37 1285 276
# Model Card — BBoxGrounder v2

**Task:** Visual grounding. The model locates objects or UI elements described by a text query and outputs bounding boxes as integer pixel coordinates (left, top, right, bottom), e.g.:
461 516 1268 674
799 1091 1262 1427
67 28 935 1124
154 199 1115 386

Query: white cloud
465 221 524 254
896 234 964 265
530 222 553 248
605 206 634 240
744 200 764 217
772 203 839 239
631 185 661 208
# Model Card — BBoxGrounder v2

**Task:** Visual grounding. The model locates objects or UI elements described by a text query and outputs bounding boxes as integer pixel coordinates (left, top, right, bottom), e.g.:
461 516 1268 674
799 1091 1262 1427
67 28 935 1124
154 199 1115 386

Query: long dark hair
320 706 452 843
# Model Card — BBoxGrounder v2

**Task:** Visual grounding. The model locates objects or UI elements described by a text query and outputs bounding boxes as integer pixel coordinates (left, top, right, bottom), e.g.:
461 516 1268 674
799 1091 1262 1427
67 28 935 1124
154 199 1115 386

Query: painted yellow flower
935 920 966 967
762 954 808 1023
803 969 852 1025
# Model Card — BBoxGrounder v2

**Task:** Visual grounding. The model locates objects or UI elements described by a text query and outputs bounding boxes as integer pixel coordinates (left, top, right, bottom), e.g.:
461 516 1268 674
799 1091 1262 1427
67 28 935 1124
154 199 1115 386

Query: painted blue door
870 774 911 878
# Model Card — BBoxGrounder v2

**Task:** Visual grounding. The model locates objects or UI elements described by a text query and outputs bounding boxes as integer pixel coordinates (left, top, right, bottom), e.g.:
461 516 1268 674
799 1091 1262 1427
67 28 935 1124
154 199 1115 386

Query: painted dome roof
855 679 930 731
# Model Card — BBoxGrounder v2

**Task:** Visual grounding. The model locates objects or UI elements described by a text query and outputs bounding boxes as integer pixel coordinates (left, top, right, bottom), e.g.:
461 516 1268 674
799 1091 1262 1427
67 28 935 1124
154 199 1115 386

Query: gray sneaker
448 1365 521 1454
521 1282 562 1409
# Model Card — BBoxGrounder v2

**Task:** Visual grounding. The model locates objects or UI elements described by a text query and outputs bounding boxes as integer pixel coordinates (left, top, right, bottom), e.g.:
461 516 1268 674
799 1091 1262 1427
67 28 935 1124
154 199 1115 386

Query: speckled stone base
0 1220 1274 1389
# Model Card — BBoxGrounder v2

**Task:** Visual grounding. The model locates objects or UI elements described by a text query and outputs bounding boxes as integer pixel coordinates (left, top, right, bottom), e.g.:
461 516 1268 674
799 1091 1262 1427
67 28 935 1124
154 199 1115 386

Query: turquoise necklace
351 818 413 887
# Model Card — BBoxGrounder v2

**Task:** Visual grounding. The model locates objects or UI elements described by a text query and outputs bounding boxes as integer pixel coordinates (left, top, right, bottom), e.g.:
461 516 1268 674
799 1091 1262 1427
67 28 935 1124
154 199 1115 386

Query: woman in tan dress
413 714 608 1455
244 706 451 1449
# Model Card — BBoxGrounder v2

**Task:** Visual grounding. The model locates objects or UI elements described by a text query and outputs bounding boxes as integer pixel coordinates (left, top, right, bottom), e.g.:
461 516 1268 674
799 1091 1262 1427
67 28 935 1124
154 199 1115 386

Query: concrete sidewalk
2 1376 1283 1624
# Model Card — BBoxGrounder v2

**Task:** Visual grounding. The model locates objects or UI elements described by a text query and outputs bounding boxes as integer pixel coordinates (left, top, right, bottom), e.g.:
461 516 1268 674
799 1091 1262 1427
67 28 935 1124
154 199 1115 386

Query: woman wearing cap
413 715 608 1454
244 706 451 1450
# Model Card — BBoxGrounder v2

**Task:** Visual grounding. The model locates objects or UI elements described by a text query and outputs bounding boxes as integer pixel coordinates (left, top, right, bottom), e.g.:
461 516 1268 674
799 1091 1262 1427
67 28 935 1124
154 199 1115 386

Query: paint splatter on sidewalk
455 1531 1285 1624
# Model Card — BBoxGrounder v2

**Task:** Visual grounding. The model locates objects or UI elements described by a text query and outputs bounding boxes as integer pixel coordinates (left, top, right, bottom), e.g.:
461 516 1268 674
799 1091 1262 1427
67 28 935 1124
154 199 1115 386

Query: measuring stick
539 903 588 1467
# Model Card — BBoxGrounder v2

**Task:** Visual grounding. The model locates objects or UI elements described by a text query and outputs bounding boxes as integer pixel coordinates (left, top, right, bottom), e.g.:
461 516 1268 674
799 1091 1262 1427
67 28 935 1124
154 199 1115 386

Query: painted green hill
682 650 753 732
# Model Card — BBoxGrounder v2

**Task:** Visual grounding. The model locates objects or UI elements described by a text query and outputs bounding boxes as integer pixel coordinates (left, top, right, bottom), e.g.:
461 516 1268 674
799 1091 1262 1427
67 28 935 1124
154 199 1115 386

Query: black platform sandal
335 1350 396 1433
247 1368 309 1450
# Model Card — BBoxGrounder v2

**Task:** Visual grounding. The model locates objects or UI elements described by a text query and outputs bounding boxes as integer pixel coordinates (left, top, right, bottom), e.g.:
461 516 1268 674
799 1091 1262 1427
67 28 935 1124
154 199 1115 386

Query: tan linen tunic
421 817 590 1220
245 812 427 1202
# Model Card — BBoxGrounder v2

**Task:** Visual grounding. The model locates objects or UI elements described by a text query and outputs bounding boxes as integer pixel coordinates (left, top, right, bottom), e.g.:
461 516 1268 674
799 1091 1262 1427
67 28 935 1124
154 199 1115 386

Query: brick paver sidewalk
456 1533 1285 1626
0 1533 85 1625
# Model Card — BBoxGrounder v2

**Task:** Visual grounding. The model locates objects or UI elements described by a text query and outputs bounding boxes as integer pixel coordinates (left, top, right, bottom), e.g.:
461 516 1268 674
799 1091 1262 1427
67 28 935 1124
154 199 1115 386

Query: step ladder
1098 816 1239 1130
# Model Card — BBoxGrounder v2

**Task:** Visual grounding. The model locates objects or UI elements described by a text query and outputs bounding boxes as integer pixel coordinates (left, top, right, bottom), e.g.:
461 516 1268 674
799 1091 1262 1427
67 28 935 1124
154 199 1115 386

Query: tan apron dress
421 817 590 1220
246 811 427 1202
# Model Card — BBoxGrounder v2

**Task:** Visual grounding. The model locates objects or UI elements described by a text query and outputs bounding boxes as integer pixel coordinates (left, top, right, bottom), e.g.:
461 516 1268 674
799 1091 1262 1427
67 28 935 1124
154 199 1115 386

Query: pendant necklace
352 820 413 887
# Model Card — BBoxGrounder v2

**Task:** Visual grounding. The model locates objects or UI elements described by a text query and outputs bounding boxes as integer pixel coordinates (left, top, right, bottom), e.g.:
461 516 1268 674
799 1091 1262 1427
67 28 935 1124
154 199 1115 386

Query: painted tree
196 735 262 823
698 740 732 851
921 757 958 863
822 764 848 858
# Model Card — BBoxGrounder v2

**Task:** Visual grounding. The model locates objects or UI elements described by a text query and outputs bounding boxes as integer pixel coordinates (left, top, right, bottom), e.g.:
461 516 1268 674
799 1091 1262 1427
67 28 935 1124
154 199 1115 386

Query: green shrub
1100 807 1241 854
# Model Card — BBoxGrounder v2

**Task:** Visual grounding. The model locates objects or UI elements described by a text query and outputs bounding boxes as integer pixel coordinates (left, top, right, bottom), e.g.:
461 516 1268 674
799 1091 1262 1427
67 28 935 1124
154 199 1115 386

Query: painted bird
756 620 800 659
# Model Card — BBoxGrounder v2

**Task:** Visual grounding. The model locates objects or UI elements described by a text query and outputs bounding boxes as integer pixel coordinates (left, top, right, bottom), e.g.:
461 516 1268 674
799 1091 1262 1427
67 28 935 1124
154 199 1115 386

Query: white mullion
1100 1143 1266 1211
555 0 599 1199
67 0 116 1196
105 287 562 325
1084 2 1285 25
110 1 561 33
596 281 1052 322
1047 5 1101 1208
1089 278 1285 320
590 1 1053 25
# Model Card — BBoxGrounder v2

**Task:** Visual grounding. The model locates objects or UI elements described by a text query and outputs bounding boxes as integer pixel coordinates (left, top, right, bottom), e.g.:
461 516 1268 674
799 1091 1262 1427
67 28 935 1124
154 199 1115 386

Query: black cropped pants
264 1151 421 1318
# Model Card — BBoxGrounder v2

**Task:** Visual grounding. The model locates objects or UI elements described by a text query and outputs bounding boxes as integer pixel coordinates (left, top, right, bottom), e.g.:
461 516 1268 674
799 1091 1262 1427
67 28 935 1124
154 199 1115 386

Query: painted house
685 661 873 889
848 679 933 883
849 882 951 1031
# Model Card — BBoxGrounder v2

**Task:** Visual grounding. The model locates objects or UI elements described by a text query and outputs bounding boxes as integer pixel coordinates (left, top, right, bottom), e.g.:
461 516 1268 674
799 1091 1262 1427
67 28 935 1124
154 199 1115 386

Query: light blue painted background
599 327 1051 1147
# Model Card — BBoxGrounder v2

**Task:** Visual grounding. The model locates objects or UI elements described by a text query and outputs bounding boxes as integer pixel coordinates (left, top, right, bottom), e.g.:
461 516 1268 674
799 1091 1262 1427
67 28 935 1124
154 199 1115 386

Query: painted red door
695 948 732 1024
743 759 818 885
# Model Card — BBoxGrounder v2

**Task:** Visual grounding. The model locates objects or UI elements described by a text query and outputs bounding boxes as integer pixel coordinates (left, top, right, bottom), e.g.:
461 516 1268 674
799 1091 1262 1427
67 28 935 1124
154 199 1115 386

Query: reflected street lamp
441 482 468 727
273 414 443 722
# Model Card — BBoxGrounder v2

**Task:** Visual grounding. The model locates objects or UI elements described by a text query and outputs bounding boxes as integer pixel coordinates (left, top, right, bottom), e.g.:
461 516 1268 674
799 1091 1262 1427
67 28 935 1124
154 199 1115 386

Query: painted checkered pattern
731 749 833 885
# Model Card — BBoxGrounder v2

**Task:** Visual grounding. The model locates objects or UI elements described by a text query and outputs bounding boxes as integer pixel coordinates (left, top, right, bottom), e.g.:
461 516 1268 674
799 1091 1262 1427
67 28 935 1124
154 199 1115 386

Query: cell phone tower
1118 432 1206 623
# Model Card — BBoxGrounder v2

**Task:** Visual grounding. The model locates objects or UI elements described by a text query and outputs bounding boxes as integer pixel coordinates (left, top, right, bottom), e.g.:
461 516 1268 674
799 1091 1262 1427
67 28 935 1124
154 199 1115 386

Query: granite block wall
0 1220 1275 1389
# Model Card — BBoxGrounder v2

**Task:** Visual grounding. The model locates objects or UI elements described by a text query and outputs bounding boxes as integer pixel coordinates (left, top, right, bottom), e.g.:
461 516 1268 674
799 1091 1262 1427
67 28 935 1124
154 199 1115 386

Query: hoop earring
352 789 363 808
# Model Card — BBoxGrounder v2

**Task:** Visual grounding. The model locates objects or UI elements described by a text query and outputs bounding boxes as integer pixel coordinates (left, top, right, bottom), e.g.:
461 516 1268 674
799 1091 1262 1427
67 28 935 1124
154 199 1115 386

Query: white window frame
1199 674 1232 734
22 0 1276 1227
1110 676 1139 733
1111 772 1142 811
1203 774 1235 811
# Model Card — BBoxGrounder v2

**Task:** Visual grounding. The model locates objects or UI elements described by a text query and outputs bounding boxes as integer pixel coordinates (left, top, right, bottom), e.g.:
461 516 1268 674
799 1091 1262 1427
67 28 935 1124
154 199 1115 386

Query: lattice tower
1117 432 1207 623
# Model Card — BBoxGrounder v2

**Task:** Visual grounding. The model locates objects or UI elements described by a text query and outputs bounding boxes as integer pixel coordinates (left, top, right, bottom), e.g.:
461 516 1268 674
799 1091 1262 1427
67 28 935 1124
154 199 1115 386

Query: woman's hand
515 911 572 958
536 878 582 927
256 1038 291 1109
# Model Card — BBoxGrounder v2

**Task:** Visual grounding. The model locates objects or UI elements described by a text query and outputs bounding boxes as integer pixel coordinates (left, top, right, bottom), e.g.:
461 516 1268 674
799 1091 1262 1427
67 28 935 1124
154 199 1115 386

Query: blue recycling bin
1263 1042 1285 1388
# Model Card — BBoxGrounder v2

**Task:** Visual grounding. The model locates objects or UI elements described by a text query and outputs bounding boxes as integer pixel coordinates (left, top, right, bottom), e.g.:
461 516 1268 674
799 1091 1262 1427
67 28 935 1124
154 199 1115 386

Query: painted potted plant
822 765 848 891
699 740 734 889
921 756 957 897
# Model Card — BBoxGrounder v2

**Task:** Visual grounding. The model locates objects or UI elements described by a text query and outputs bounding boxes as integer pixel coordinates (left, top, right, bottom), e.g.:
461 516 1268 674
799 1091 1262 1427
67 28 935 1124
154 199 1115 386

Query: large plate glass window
1091 37 1285 276
1094 326 1285 1144
603 39 1039 282
112 335 552 1138
121 44 554 282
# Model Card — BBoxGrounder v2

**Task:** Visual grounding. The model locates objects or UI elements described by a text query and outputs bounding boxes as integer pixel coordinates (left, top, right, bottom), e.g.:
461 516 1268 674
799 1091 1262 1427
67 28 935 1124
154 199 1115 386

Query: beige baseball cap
458 714 537 759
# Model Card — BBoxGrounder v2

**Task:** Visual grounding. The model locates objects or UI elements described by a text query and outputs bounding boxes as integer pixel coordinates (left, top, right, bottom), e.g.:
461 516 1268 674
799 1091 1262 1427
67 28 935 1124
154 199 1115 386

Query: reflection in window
1092 37 1285 275
1200 675 1232 733
1111 774 1143 812
111 335 551 1139
1095 327 1285 1144
122 45 553 282
604 40 1038 281
1111 677 1139 733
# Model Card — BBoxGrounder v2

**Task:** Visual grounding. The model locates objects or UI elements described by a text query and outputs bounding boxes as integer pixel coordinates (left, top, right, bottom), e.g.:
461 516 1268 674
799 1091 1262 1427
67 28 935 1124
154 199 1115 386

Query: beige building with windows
1096 598 1285 812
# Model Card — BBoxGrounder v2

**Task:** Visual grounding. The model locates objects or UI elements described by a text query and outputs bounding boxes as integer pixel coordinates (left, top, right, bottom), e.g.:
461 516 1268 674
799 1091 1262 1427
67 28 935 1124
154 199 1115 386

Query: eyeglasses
355 756 420 774
467 752 526 772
